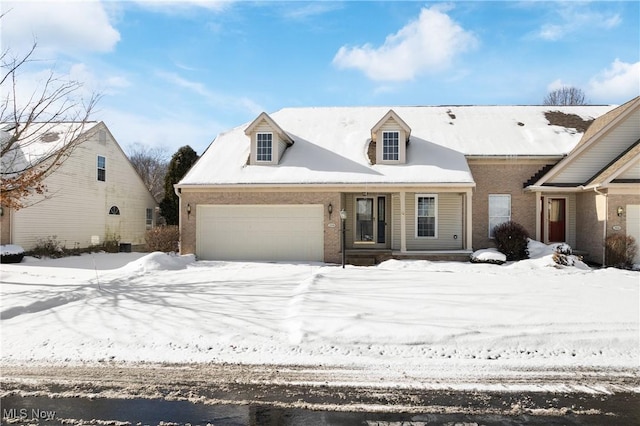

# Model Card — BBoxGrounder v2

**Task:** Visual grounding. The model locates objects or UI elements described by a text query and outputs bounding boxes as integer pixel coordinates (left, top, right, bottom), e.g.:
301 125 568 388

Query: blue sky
2 1 639 155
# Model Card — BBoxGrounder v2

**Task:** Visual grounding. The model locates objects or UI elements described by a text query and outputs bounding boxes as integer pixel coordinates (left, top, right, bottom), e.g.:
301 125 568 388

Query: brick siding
469 160 553 250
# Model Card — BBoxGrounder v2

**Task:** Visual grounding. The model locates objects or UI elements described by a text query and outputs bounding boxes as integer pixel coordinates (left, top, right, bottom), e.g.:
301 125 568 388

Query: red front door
548 198 566 242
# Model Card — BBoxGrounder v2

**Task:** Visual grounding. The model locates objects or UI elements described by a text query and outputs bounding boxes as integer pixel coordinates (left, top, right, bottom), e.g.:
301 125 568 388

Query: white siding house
1 122 157 251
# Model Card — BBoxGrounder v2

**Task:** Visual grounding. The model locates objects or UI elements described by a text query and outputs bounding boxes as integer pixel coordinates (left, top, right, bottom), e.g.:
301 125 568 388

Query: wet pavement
2 391 640 425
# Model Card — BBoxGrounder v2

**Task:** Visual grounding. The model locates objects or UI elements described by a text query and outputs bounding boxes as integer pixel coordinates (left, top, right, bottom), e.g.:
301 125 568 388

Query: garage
627 205 640 264
196 204 324 261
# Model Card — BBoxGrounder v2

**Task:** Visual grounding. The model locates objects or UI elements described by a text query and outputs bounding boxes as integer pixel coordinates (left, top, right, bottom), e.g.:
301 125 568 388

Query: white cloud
332 5 477 81
587 59 640 103
547 78 570 92
281 2 342 20
1 0 120 55
131 0 232 13
535 4 621 41
156 70 263 115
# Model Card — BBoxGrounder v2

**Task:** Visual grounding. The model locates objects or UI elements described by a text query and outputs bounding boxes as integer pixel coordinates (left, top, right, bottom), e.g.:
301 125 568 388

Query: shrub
492 221 530 261
604 234 638 269
27 236 65 258
145 225 180 252
101 232 121 253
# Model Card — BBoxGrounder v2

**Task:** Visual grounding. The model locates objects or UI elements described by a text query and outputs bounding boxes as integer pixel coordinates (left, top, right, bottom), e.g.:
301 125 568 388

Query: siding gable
371 110 411 165
543 101 640 186
11 122 158 250
244 112 293 165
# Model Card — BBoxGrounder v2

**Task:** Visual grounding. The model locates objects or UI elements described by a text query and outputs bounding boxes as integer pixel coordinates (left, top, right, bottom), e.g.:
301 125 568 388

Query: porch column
465 189 473 251
400 191 407 253
535 191 542 241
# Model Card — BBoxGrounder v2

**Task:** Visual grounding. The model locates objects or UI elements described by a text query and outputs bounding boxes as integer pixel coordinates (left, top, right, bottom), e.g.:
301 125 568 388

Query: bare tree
1 42 100 209
127 143 169 203
543 86 588 106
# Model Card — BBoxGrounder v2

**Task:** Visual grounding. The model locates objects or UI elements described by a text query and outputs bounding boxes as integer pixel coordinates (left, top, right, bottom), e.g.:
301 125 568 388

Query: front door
355 196 387 245
548 198 566 242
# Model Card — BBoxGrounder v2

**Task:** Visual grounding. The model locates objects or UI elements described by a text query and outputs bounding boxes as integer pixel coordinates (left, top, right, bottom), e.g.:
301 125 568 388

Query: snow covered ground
1 250 638 388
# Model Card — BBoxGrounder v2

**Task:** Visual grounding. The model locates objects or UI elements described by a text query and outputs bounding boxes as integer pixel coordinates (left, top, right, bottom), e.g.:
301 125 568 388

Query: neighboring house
0 122 158 251
526 96 640 264
176 100 637 265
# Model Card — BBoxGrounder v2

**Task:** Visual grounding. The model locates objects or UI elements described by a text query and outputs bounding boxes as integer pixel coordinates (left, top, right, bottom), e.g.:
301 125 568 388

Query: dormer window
245 112 294 166
382 131 399 161
371 110 411 165
256 133 273 162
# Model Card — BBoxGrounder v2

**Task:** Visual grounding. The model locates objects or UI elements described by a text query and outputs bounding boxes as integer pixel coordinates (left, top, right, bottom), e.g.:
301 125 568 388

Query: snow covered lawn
1 252 638 379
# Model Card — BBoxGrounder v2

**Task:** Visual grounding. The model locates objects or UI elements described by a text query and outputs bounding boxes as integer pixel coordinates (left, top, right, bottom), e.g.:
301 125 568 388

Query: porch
345 249 473 266
338 189 473 265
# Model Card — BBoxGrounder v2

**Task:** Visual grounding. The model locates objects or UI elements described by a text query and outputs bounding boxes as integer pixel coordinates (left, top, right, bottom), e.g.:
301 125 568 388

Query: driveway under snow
1 252 638 391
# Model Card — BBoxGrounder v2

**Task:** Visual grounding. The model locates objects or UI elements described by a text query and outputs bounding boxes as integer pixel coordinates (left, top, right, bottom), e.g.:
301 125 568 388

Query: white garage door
196 204 324 261
627 205 640 264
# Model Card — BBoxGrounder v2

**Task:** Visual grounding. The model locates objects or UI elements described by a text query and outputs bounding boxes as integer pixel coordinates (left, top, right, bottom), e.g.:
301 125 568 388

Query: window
97 156 106 181
256 133 273 162
146 208 153 228
109 206 120 215
416 195 437 238
489 194 511 238
382 131 399 161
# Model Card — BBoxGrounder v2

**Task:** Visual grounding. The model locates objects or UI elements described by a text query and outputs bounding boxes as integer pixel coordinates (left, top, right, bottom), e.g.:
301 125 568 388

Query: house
176 99 638 265
0 121 158 251
526 96 640 264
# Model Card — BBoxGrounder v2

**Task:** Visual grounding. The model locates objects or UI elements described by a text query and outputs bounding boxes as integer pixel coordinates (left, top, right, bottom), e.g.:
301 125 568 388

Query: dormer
371 110 411 164
244 112 294 165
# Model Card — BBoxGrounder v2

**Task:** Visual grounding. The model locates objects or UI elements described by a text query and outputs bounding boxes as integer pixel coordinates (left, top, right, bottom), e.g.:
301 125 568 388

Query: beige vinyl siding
549 109 640 184
617 159 640 180
405 192 463 250
12 125 157 250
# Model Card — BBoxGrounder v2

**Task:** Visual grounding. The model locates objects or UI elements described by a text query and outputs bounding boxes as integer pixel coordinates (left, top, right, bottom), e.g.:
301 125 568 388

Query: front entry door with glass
355 196 386 245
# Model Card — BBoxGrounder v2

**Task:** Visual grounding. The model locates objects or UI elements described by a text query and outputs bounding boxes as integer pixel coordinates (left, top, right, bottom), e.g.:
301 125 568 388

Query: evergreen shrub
492 221 530 261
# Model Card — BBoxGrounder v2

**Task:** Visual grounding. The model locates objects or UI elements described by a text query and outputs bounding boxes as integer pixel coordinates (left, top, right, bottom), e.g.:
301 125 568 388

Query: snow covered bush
604 234 638 269
145 225 180 253
492 221 529 261
470 248 506 265
0 244 25 263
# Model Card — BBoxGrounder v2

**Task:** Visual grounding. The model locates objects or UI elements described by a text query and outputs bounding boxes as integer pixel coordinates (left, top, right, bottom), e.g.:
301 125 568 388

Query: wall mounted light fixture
617 206 624 217
328 202 333 218
187 203 192 217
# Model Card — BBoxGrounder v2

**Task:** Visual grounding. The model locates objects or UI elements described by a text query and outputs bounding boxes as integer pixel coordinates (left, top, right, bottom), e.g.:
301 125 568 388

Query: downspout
174 185 182 254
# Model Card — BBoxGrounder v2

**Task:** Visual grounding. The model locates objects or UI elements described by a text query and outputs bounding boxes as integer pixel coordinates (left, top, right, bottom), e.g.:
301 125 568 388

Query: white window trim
97 155 106 182
415 194 438 239
146 208 153 229
488 194 511 239
382 131 399 162
256 132 273 163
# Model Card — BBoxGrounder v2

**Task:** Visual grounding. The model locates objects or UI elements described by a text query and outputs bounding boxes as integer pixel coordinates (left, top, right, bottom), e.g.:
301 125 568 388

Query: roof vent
40 132 60 143
517 122 525 126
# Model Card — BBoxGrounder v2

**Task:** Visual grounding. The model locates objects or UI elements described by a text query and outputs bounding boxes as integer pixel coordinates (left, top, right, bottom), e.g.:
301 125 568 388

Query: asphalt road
2 363 639 425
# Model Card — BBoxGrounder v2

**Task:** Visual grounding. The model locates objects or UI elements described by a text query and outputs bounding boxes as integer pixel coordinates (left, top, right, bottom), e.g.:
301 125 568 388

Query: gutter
175 182 476 191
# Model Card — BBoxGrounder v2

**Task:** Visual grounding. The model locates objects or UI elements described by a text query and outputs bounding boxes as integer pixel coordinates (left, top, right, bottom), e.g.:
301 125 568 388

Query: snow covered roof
179 105 615 186
1 121 99 175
